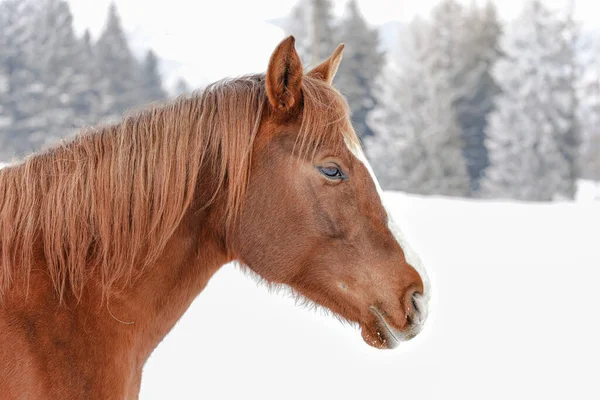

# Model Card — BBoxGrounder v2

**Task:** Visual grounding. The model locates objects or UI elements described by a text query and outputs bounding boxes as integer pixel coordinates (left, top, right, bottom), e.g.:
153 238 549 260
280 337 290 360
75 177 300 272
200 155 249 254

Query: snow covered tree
140 50 166 103
427 0 464 78
0 0 167 159
481 0 580 201
285 3 311 63
578 75 600 181
418 0 502 195
554 1 580 198
335 0 384 139
173 77 191 97
285 0 337 66
0 3 13 152
71 29 102 126
308 0 337 66
95 3 142 121
367 17 470 196
0 0 41 158
27 0 96 148
576 30 600 181
453 1 502 193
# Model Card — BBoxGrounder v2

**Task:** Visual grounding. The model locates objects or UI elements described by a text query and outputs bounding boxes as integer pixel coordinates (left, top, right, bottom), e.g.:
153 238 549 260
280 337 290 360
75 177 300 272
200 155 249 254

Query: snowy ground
140 191 600 400
577 179 600 201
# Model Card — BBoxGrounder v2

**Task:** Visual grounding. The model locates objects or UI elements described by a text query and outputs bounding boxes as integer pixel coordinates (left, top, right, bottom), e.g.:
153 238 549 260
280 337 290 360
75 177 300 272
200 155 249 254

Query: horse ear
266 36 303 112
307 43 345 84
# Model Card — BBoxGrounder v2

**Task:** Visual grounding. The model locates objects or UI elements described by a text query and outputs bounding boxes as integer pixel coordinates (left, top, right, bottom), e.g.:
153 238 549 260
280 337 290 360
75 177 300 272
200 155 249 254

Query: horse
0 36 430 399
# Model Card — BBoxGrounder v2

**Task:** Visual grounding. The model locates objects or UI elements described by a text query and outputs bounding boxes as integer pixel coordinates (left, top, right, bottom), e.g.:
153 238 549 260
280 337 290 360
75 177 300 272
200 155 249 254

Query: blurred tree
0 0 41 159
578 91 600 181
285 3 310 62
367 17 470 196
453 1 502 193
285 0 337 66
286 0 383 141
0 1 168 159
28 0 96 148
140 50 166 103
481 0 580 201
95 2 142 122
173 77 192 97
335 0 384 139
0 3 13 153
72 29 102 127
576 29 600 182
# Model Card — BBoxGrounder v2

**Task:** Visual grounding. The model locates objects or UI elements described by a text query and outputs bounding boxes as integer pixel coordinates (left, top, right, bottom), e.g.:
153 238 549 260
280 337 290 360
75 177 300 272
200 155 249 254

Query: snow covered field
140 191 600 400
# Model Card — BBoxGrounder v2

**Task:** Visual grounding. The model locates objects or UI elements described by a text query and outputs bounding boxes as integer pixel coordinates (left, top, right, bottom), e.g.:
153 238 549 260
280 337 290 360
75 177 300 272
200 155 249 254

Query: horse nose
403 287 427 327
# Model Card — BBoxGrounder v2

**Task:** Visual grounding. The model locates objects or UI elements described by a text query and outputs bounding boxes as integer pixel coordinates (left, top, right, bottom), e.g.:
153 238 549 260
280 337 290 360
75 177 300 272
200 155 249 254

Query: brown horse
0 37 430 399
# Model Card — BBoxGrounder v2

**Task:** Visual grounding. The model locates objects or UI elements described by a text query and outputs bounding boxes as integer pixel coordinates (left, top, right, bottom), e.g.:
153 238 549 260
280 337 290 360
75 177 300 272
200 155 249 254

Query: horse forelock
0 73 359 301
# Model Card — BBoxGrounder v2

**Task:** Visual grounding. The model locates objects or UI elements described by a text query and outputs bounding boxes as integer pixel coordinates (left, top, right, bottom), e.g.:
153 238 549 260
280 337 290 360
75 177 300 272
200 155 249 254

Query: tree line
0 0 190 160
2 0 598 201
288 0 600 201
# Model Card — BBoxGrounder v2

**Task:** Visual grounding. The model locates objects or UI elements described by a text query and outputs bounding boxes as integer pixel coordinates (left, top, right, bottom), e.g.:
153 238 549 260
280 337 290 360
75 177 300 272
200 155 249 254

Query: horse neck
3 177 232 398
80 188 232 391
101 207 230 354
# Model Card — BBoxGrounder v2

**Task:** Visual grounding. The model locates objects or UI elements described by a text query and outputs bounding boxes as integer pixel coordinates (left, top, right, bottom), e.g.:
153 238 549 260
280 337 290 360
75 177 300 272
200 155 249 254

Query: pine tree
367 17 470 196
28 0 94 148
426 0 464 79
95 3 142 121
453 1 502 193
0 3 13 150
173 77 191 97
335 0 384 139
578 34 600 182
72 29 102 126
0 0 166 160
285 0 337 66
140 50 166 103
481 0 580 201
554 0 580 198
578 88 600 181
0 0 40 158
309 0 337 66
285 2 311 63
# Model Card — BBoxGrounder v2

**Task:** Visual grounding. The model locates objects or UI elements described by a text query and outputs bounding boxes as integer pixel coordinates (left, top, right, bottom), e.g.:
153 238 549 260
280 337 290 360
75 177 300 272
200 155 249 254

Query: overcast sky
66 0 600 89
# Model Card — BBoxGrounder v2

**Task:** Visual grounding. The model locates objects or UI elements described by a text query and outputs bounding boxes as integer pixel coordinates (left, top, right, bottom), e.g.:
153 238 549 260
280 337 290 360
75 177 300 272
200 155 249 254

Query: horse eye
318 165 346 180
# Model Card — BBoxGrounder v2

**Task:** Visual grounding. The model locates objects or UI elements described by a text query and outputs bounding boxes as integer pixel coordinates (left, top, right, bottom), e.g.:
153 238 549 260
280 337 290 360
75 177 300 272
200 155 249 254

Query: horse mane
0 73 359 300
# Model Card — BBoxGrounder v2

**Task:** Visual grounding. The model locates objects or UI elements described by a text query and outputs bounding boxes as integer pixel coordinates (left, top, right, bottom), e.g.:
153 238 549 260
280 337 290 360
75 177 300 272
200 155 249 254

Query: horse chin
360 306 418 350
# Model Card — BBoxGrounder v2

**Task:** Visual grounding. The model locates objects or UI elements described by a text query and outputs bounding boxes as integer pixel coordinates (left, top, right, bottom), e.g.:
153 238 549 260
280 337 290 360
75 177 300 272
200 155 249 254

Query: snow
140 191 600 400
577 179 600 201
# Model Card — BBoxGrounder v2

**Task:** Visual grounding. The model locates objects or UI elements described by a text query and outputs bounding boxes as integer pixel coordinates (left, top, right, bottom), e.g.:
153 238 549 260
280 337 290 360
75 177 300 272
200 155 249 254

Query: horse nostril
411 293 420 315
403 288 425 326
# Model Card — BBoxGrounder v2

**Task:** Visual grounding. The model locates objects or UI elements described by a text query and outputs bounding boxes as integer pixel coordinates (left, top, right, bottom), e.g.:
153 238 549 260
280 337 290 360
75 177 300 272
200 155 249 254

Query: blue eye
318 165 346 180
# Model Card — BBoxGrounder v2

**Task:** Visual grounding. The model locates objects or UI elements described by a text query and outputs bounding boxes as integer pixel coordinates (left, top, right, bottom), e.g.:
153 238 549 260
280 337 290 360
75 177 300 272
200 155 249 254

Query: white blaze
345 139 431 317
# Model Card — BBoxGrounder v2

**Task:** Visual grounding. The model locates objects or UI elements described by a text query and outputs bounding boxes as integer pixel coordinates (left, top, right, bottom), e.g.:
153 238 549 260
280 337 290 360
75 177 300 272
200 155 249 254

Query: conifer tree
453 1 502 192
481 0 580 200
0 0 40 158
335 0 384 139
140 50 166 103
367 17 470 196
285 0 337 66
95 3 142 121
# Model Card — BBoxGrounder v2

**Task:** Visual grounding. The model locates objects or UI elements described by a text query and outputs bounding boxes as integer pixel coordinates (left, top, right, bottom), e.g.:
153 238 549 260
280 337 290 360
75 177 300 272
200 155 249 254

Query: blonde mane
0 74 359 300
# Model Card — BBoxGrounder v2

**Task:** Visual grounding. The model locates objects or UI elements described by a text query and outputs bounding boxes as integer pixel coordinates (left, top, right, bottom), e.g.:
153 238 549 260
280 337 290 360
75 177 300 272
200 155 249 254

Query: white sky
66 0 600 88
